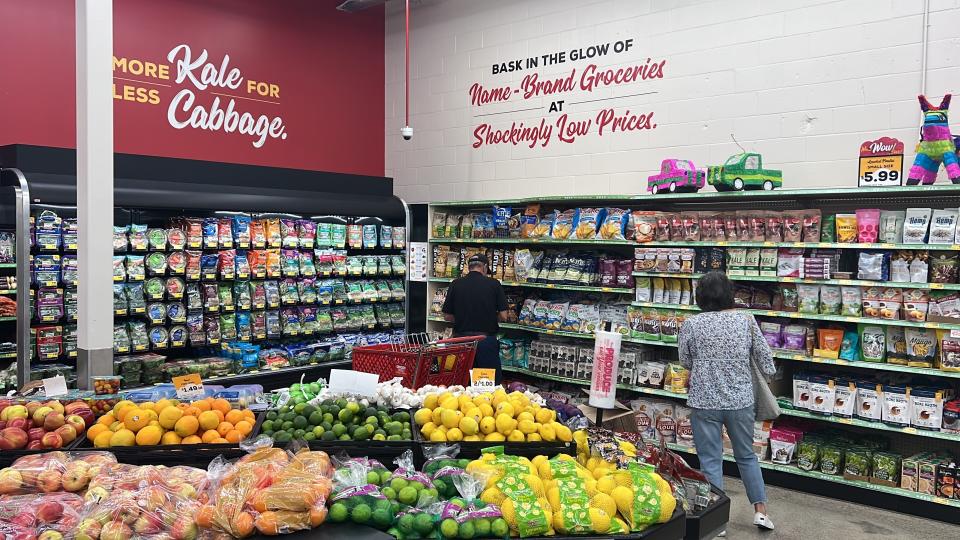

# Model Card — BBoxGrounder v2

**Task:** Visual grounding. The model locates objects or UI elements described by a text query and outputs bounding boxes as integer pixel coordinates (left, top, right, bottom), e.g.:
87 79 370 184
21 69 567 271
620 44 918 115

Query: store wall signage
114 45 287 149
589 330 621 409
469 39 666 149
858 137 904 187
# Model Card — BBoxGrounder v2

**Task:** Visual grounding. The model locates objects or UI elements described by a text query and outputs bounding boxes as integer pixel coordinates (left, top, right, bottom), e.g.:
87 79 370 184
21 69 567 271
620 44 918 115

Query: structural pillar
75 0 114 389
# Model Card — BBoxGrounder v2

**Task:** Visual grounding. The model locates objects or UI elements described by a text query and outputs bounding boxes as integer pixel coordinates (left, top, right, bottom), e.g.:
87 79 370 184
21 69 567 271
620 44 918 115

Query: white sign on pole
408 242 429 282
589 331 621 409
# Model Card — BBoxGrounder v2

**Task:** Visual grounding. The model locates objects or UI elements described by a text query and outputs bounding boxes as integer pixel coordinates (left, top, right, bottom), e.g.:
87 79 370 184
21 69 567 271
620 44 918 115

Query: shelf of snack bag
428 276 634 295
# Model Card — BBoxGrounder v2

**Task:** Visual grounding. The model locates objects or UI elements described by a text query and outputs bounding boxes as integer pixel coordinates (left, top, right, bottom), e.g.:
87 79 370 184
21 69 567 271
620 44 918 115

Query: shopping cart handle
436 336 484 345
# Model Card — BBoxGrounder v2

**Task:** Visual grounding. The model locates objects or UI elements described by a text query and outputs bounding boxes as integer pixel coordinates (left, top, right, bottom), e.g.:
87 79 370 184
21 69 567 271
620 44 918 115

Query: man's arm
441 283 455 322
496 282 510 322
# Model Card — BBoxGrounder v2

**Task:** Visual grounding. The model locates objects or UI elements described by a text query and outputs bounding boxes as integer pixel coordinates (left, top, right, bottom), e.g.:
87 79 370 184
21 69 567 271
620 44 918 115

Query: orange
234 420 253 436
216 422 234 437
224 430 242 443
93 430 114 448
212 437 229 444
211 398 232 415
109 428 136 447
193 400 211 412
135 425 163 446
201 430 221 443
213 410 225 423
154 399 174 412
138 401 156 412
309 506 327 527
225 409 244 425
161 431 182 445
234 511 255 538
198 411 220 431
174 415 200 438
195 505 215 529
181 435 202 444
97 412 116 426
123 409 151 432
86 424 108 441
242 409 256 422
254 511 278 535
183 406 201 417
158 407 184 430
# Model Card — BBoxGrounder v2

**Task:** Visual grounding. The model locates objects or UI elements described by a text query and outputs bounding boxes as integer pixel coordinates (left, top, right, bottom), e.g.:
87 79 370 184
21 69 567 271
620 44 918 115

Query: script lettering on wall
469 39 666 149
113 44 288 148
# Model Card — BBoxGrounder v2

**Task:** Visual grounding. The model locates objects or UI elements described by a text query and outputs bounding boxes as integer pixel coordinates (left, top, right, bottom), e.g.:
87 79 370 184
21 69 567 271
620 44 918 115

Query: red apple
45 401 64 415
7 417 29 431
10 511 35 527
35 470 62 493
26 440 42 450
0 468 23 494
27 427 45 442
42 413 65 432
55 425 77 444
75 408 96 427
61 462 90 492
169 517 198 540
74 519 102 540
40 432 63 450
133 514 162 535
35 500 64 522
37 532 63 540
100 522 133 540
25 402 42 417
65 415 85 435
0 421 6 430
0 427 29 450
31 406 53 426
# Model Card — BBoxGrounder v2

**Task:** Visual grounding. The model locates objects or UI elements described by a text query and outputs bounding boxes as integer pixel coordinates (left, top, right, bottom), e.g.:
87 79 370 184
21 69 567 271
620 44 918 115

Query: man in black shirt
441 253 509 383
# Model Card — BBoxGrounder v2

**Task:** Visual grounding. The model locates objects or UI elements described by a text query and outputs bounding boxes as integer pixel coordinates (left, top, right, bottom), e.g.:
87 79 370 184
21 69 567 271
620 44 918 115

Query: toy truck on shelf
706 152 782 191
646 159 705 194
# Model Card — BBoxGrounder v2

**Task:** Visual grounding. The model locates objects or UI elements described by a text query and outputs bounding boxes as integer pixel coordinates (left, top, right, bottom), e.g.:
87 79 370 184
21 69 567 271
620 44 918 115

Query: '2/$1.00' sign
113 44 288 148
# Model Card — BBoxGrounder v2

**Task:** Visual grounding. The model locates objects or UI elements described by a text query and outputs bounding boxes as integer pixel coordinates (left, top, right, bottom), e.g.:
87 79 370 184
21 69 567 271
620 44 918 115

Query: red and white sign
589 331 621 409
858 137 904 187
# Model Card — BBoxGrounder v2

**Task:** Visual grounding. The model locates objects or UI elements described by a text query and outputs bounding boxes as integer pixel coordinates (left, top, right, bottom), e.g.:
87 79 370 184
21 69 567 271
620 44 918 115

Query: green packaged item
234 281 252 311
821 214 836 242
843 447 872 478
125 283 145 312
113 284 126 313
219 283 235 310
147 228 168 250
126 255 146 281
316 309 333 333
820 445 843 475
146 252 167 275
871 452 901 484
796 440 820 471
346 256 363 275
145 277 165 300
317 222 332 247
128 321 149 351
362 256 378 276
331 223 347 248
220 313 238 340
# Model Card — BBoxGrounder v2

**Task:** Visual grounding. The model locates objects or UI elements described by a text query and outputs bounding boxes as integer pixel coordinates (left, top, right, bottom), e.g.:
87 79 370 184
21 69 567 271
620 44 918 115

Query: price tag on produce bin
172 373 205 400
41 375 68 398
470 368 497 390
589 330 621 409
858 137 904 187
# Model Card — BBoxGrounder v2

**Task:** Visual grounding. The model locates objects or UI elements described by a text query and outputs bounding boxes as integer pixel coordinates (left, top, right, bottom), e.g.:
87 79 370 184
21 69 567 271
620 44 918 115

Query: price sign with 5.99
858 137 904 187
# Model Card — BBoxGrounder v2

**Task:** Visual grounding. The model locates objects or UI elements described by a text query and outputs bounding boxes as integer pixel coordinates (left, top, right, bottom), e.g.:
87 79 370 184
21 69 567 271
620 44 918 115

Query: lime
398 486 417 505
351 503 372 524
309 411 323 425
353 425 371 440
491 518 509 537
266 411 278 421
335 398 348 409
321 431 336 441
397 514 416 534
457 459 469 469
382 487 397 500
439 518 459 539
293 403 306 414
323 413 335 425
474 518 491 536
373 433 386 441
274 431 292 443
386 421 403 436
281 421 294 431
261 420 274 432
329 502 348 522
365 407 379 419
332 424 347 437
347 401 361 414
423 488 439 500
416 490 435 507
309 383 321 394
339 434 351 441
387 434 403 441
367 471 381 485
380 470 393 485
302 404 316 417
365 416 379 426
303 432 316 441
458 521 476 539
414 513 434 535
390 478 408 492
372 508 393 529
312 426 325 437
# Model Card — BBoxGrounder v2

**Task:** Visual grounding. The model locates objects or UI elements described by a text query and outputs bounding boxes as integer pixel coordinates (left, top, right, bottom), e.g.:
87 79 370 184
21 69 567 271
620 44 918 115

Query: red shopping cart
351 333 481 389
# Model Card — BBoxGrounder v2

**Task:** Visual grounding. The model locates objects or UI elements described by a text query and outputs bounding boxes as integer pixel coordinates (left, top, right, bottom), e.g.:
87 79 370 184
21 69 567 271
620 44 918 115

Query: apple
62 462 90 492
25 401 42 416
175 483 197 499
28 427 45 442
10 511 35 527
42 413 65 432
84 486 109 505
45 401 64 415
36 500 64 522
40 432 63 449
2 405 27 421
38 532 63 540
26 440 43 450
36 470 62 493
64 415 86 434
169 517 198 540
133 514 163 535
0 468 23 494
55 425 77 444
31 406 53 426
0 420 7 430
100 522 133 540
7 417 29 431
75 519 102 540
0 398 14 413
0 427 29 450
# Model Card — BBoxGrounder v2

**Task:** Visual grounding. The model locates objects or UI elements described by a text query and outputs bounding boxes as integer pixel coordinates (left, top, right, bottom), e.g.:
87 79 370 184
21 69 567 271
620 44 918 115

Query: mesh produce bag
86 462 207 504
75 480 200 540
468 453 552 538
539 454 626 535
612 462 677 530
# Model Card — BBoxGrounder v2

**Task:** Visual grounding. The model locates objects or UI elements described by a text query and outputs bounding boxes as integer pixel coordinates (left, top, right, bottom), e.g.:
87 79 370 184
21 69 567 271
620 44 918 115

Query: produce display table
682 488 730 540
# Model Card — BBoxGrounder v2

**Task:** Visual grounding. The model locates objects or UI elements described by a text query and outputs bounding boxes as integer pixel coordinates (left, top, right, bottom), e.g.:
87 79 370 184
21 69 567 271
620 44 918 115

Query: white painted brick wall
386 0 960 202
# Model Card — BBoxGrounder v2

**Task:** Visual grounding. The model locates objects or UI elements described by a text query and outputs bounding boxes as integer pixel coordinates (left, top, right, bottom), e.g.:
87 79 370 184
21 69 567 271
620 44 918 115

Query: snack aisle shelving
426 186 960 516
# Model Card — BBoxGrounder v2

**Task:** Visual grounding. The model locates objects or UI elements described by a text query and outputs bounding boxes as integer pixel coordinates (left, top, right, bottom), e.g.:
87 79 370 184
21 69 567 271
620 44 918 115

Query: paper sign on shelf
329 369 379 397
42 375 68 398
470 368 497 390
589 330 621 409
408 242 429 282
858 137 904 187
172 373 205 400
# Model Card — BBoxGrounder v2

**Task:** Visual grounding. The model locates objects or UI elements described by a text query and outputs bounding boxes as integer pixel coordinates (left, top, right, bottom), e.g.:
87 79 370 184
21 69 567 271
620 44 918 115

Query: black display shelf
682 488 730 540
122 360 352 393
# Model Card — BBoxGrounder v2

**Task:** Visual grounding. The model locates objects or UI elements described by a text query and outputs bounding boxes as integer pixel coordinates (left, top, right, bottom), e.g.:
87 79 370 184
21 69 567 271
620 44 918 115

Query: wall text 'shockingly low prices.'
469 39 666 149
113 44 288 148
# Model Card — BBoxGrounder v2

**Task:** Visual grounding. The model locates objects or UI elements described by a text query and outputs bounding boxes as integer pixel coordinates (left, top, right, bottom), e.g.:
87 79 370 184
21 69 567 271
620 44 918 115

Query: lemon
517 411 534 423
535 408 555 424
464 434 482 441
440 397 459 411
431 408 443 425
496 401 515 418
584 479 598 497
499 499 516 530
479 416 496 435
484 432 505 442
429 430 447 442
440 409 461 429
446 427 463 442
611 486 634 517
480 487 505 506
546 486 561 510
420 421 438 437
588 508 611 533
527 432 542 442
517 419 537 435
612 470 633 488
507 429 525 442
472 393 492 406
591 493 617 518
422 394 439 410
597 475 616 495
459 416 479 436
462 407 482 423
109 428 136 447
458 394 474 410
478 403 494 418
414 408 433 426
538 423 556 442
555 423 573 442
495 413 517 435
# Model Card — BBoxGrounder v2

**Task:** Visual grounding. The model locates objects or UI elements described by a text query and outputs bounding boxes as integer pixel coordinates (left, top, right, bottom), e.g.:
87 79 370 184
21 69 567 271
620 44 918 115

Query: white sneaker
716 531 727 537
754 512 775 530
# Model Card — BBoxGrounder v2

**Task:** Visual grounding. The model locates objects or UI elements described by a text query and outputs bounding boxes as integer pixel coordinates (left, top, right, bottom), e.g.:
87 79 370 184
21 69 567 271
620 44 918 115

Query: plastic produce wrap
76 478 200 540
0 491 84 537
433 471 509 540
328 458 396 530
389 450 437 509
538 454 626 536
0 451 117 496
466 453 551 538
423 444 470 499
86 462 207 503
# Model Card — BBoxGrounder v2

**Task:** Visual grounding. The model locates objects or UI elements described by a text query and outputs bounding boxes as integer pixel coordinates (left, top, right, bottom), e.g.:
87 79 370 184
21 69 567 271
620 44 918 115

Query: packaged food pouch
928 209 959 244
632 211 657 243
929 251 958 283
681 212 700 241
820 214 836 242
765 212 784 242
902 208 932 243
796 284 820 314
905 327 936 368
597 208 628 240
835 214 858 243
840 286 862 316
839 331 859 360
655 213 672 241
392 226 406 248
857 251 887 280
878 210 906 243
120 224 138 251
885 326 905 364
817 328 844 354
855 208 881 243
910 250 929 282
902 289 929 322
782 210 805 242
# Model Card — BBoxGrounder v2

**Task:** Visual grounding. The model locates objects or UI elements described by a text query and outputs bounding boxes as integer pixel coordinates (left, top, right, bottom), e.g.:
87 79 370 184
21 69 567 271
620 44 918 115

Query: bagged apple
85 463 207 504
0 492 84 539
328 458 395 530
0 451 116 495
75 482 200 540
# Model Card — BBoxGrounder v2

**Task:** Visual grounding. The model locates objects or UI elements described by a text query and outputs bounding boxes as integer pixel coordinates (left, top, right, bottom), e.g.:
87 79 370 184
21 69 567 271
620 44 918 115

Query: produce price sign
589 331 621 408
470 368 497 390
858 137 904 187
172 373 205 400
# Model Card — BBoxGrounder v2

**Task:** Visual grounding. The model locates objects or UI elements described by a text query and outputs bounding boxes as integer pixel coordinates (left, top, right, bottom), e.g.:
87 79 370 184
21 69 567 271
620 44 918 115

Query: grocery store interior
0 0 959 539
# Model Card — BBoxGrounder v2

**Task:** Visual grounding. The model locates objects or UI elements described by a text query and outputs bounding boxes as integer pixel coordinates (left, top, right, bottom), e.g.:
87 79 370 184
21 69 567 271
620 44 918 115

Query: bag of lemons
536 454 629 535
468 453 552 538
609 462 677 530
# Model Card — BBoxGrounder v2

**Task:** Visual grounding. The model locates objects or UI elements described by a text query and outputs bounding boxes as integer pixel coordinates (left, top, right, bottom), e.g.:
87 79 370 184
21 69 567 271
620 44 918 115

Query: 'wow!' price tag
172 374 205 400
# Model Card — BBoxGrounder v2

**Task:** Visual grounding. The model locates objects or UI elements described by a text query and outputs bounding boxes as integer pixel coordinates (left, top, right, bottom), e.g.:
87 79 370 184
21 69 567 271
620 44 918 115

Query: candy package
902 208 932 243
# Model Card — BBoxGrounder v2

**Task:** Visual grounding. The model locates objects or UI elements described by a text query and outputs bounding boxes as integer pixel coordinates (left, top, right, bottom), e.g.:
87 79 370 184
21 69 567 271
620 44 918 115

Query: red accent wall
0 0 385 177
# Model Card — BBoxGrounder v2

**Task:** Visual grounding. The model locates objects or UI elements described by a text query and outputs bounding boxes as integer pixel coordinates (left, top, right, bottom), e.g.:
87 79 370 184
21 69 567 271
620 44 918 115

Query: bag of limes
333 454 393 487
537 454 628 535
435 472 510 540
391 504 442 540
423 444 470 499
383 450 438 509
328 459 396 530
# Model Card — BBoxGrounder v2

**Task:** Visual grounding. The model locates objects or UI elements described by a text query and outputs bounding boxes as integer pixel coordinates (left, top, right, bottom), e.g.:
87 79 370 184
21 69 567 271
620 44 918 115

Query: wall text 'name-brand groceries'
166 44 287 148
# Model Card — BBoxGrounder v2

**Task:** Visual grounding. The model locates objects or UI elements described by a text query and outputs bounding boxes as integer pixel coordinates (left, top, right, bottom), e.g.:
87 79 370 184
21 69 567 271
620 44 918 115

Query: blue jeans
473 335 501 384
691 406 767 505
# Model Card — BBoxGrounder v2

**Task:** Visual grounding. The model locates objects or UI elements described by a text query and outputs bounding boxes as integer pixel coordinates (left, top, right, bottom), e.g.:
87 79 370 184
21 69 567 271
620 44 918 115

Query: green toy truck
706 152 782 191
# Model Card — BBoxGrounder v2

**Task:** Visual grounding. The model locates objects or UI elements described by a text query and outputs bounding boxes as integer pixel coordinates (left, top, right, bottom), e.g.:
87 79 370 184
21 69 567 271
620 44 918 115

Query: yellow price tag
172 373 205 399
471 368 497 390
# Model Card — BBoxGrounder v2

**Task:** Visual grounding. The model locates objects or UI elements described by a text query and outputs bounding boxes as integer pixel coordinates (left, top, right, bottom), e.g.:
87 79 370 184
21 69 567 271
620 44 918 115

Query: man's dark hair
696 271 735 312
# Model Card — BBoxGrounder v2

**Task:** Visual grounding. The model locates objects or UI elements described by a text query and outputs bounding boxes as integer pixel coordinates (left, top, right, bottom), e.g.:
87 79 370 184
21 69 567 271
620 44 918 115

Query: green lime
312 426 325 437
439 518 458 539
266 411 278 421
303 432 316 441
398 486 417 505
365 416 379 426
410 481 424 492
414 513 434 535
372 508 393 529
293 403 306 414
302 404 316 417
380 470 393 485
382 486 397 500
367 471 382 485
274 431 292 443
329 502 348 522
332 424 346 437
261 420 274 432
390 478 408 492
339 434 351 441
346 401 361 414
321 431 336 441
416 490 434 507
397 514 416 534
309 411 324 425
490 518 509 537
365 407 379 419
474 519 490 536
387 528 403 540
458 521 475 539
293 416 308 429
351 503 372 524
387 434 402 441
373 433 386 441
281 421 294 431
324 412 335 424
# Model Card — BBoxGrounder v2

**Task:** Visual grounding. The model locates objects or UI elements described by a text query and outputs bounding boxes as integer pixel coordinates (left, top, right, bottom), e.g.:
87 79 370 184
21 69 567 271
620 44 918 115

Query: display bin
412 422 575 467
299 440 415 468
683 487 730 540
